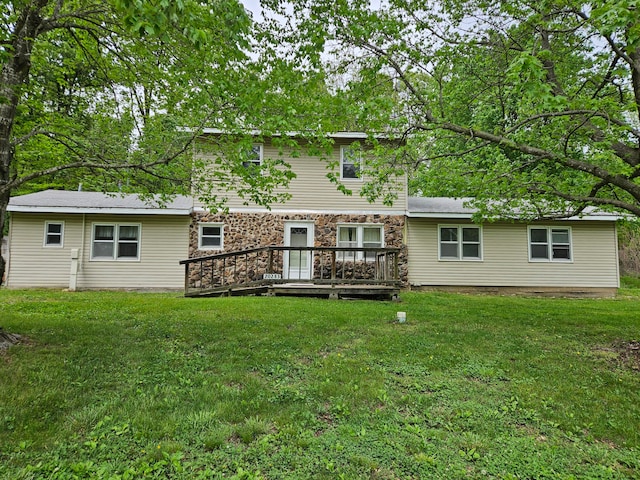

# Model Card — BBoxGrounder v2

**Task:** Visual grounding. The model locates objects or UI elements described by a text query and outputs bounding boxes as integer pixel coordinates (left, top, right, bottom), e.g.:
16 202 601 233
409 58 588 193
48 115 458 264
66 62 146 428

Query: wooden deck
187 282 400 300
179 246 402 301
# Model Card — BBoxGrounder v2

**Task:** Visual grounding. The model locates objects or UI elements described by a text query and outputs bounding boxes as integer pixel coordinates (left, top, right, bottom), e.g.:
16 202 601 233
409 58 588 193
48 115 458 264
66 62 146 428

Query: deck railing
179 246 401 296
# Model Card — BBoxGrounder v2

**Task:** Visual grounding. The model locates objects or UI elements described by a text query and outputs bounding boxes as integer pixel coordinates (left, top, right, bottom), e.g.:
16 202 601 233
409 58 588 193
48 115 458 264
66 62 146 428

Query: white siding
7 213 82 288
407 218 619 288
7 213 189 289
194 139 407 213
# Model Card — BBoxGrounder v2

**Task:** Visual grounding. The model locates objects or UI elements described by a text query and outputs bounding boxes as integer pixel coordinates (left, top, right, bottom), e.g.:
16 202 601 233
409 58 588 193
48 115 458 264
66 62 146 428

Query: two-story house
5 132 621 296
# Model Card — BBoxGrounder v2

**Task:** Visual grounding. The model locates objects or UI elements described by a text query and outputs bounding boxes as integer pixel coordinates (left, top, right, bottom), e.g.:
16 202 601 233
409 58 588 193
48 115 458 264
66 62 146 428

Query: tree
0 0 302 284
261 0 640 220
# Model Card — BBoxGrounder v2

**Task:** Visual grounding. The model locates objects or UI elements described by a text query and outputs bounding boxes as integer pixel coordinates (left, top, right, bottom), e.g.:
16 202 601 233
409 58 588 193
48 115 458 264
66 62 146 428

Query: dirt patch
613 340 640 371
597 341 640 372
0 329 23 352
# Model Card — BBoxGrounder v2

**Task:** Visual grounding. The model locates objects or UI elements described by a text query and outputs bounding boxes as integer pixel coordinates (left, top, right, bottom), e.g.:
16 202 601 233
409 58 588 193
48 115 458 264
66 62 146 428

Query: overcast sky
242 0 264 20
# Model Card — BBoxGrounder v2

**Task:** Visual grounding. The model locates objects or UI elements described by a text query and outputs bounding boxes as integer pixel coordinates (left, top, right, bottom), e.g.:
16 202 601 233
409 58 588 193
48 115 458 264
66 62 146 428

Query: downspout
80 213 86 268
70 213 87 291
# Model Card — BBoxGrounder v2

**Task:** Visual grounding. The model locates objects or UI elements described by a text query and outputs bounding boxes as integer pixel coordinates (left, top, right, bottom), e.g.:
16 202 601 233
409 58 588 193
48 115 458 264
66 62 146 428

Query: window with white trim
44 221 64 247
91 224 140 260
438 225 482 260
337 224 383 261
340 146 362 180
198 223 224 250
529 227 572 261
242 144 262 171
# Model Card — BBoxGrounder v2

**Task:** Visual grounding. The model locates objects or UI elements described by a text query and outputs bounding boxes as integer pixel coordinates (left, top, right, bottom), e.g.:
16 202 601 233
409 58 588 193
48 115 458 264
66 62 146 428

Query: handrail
180 245 402 296
180 246 401 266
180 246 272 265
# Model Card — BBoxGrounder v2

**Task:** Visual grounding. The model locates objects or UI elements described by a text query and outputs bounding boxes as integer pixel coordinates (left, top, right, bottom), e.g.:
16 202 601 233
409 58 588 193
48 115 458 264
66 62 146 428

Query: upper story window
198 223 224 250
337 224 383 261
529 226 572 262
340 146 362 180
91 224 140 261
242 144 263 171
44 221 64 247
439 225 482 260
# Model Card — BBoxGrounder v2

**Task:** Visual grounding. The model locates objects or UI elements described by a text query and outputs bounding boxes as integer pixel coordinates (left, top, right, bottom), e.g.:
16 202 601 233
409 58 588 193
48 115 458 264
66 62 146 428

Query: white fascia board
193 206 406 216
407 211 620 221
407 212 474 219
8 206 192 215
564 214 621 221
198 128 389 140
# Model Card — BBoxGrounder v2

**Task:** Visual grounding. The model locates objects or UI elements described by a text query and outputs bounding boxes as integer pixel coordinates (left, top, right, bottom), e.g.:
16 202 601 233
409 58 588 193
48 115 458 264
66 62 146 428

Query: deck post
223 257 226 285
394 252 399 281
331 251 336 280
268 249 273 274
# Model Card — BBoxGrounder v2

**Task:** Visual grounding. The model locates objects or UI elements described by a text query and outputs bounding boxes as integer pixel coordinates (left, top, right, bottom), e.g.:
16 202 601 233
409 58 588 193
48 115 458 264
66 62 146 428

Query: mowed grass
1 286 639 479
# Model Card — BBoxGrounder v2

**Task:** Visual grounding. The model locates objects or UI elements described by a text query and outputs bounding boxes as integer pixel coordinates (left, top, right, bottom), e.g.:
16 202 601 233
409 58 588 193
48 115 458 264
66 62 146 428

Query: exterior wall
194 138 407 213
7 213 189 289
190 211 408 283
7 213 82 288
406 218 619 288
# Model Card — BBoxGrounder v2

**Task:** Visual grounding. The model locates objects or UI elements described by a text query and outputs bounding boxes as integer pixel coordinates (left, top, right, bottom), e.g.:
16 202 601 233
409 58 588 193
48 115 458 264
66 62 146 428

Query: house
406 197 620 297
4 133 621 296
5 191 192 290
187 132 408 295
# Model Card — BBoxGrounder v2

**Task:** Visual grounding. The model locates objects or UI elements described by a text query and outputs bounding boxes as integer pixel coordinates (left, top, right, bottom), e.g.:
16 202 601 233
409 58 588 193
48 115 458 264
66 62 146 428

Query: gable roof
407 197 620 221
8 190 193 215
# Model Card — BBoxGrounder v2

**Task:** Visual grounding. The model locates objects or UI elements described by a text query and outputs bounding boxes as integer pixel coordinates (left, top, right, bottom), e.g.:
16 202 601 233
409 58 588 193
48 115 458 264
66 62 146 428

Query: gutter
7 206 193 216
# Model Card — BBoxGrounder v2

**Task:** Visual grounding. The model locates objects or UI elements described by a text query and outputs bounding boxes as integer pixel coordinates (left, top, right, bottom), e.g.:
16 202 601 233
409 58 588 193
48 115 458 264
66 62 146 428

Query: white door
284 222 314 280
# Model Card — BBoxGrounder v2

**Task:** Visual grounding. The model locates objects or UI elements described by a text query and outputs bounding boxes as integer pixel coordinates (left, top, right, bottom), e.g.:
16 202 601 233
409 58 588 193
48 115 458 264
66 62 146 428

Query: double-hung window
340 146 362 180
337 224 383 261
438 225 482 260
243 144 262 172
198 223 224 250
529 227 572 261
44 221 64 247
91 224 140 261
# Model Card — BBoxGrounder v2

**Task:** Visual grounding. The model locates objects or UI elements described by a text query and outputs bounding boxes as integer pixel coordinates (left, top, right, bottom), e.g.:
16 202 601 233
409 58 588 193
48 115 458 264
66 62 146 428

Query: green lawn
1 287 639 479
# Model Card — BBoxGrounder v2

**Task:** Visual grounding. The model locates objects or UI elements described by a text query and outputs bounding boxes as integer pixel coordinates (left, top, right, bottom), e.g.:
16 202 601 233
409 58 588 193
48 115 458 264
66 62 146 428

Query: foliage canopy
263 0 640 219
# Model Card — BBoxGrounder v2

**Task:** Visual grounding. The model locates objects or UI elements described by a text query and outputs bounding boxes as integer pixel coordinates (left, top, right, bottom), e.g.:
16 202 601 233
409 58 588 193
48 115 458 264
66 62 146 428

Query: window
438 225 482 260
44 221 64 247
91 224 140 261
340 146 362 180
198 223 224 250
242 144 262 171
529 227 572 262
337 224 383 261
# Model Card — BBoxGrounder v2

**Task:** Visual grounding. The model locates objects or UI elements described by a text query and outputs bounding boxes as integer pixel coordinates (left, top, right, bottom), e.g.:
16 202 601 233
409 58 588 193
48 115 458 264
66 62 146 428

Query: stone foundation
189 212 408 285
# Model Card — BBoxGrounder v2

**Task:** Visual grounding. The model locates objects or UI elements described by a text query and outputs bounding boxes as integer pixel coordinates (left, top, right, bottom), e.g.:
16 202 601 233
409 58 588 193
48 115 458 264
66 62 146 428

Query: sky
241 0 264 20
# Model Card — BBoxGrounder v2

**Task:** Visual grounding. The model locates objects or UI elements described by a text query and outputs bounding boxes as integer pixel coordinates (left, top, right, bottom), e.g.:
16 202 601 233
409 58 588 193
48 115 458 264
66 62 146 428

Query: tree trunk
0 190 8 286
0 4 48 285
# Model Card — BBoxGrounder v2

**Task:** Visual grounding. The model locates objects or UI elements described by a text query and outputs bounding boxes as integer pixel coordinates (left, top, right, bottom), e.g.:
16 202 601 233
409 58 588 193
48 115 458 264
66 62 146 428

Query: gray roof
407 196 620 221
8 190 193 215
408 197 475 216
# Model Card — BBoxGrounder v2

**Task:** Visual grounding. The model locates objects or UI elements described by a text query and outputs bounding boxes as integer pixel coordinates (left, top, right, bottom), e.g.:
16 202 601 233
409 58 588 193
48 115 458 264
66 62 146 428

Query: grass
1 285 639 479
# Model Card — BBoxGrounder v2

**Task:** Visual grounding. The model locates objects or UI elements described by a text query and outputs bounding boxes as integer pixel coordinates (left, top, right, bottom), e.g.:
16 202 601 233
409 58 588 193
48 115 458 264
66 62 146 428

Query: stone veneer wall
189 212 408 285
